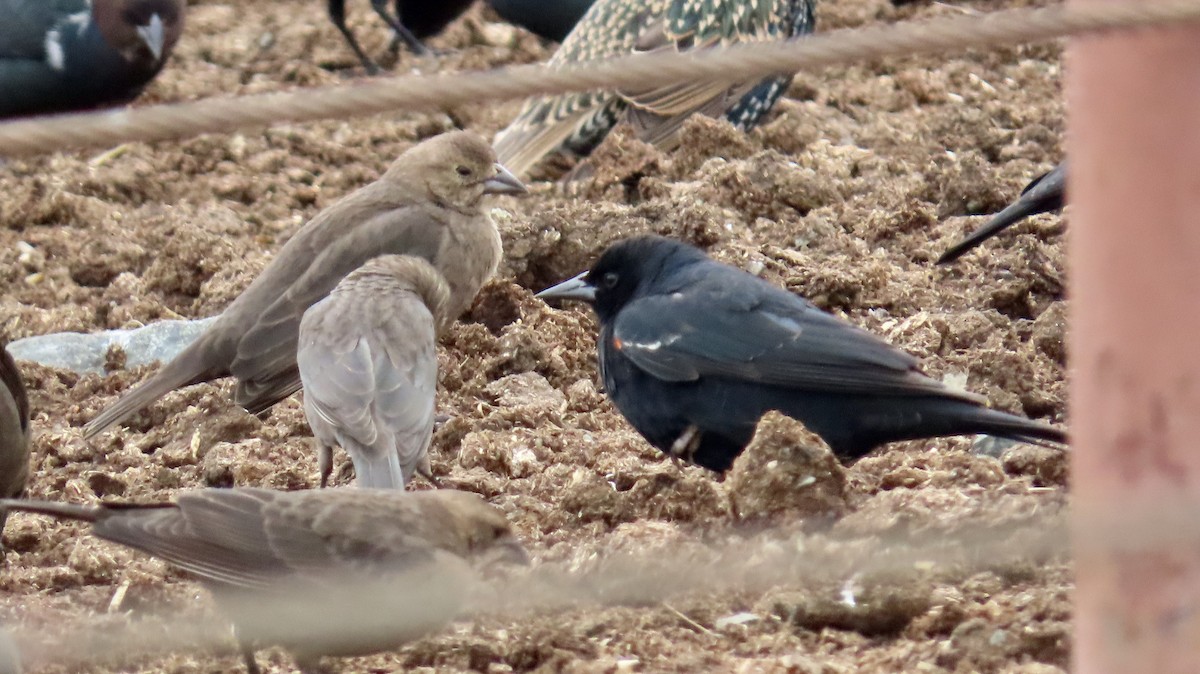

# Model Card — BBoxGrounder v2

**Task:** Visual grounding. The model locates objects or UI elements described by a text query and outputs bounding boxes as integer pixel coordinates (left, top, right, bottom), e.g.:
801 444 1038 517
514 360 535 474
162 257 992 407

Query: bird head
93 0 185 68
418 490 530 569
350 255 452 325
536 235 706 322
390 131 527 214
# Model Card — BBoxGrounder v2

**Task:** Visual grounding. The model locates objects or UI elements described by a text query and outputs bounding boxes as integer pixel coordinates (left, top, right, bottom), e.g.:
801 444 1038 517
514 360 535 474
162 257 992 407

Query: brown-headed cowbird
1 488 528 673
0 0 185 118
0 343 30 544
937 161 1067 264
84 131 526 439
327 0 475 73
298 255 450 489
538 235 1066 473
492 0 815 177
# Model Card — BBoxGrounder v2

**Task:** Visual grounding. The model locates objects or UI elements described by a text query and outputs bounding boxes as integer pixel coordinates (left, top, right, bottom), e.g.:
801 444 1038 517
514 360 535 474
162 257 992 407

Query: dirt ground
0 0 1070 671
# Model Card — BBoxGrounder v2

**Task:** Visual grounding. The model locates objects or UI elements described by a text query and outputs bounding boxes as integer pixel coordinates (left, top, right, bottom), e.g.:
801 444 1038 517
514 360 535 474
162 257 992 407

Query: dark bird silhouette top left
83 131 526 439
0 0 185 118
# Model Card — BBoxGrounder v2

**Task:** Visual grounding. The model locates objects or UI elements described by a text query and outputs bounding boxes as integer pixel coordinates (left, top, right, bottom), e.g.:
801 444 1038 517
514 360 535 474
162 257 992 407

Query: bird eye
602 272 619 289
456 166 472 177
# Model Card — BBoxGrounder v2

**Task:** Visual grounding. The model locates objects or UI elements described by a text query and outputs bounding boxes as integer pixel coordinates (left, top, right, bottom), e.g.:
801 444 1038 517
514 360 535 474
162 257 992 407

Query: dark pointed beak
536 272 596 303
137 13 166 62
483 163 527 196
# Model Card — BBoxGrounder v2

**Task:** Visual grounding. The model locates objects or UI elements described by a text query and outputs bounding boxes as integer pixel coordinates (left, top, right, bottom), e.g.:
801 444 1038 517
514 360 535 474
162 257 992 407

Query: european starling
538 235 1066 473
298 255 450 489
492 0 816 177
0 0 185 118
1 488 529 673
327 0 475 73
84 131 526 439
488 0 596 42
0 343 30 544
937 161 1066 264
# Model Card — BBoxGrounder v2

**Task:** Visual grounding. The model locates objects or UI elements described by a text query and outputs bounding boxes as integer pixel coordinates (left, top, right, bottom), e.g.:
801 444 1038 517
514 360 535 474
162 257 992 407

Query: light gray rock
8 317 218 375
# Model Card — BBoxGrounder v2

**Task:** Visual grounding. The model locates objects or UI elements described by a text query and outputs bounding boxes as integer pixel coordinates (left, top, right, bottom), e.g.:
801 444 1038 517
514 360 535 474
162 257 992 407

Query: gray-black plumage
327 0 474 73
493 0 815 177
938 161 1066 265
0 0 184 118
489 0 595 42
538 236 1066 472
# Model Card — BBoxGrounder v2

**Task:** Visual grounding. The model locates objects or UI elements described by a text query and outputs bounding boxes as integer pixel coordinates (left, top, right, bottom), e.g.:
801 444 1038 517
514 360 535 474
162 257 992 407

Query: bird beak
137 14 166 62
482 163 527 195
479 535 531 569
535 272 596 303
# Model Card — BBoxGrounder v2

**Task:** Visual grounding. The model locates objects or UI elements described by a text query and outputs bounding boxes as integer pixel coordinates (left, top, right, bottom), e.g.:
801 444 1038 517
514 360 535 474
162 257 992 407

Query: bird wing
90 489 300 590
0 0 84 60
617 0 797 146
298 294 438 486
611 275 981 401
229 205 445 412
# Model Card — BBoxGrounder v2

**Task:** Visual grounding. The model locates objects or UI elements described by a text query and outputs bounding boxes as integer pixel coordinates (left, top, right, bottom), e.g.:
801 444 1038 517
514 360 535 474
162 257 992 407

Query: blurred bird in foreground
299 255 450 489
937 161 1066 264
0 625 19 674
0 0 185 118
493 0 816 177
489 0 595 42
1 488 529 674
538 236 1066 473
327 0 474 72
84 131 526 439
0 343 30 546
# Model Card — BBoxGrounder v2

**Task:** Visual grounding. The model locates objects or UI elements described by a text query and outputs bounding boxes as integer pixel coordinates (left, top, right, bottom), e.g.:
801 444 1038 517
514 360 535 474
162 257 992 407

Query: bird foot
668 426 701 464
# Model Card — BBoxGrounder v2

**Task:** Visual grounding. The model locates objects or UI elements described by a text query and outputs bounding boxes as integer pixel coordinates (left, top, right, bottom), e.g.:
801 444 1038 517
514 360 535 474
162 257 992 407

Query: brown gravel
0 0 1069 672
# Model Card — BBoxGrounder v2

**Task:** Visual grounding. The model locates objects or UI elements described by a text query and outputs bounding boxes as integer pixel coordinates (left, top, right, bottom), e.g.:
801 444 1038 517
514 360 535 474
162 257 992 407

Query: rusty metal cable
0 0 1198 156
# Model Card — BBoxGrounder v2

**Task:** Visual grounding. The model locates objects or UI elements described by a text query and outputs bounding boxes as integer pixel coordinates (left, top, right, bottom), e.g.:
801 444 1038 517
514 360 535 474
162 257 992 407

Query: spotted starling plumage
493 0 816 176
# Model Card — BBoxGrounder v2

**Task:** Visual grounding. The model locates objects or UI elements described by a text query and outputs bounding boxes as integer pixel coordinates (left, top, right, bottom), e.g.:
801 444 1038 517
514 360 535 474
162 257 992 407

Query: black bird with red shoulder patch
538 236 1066 472
0 0 185 118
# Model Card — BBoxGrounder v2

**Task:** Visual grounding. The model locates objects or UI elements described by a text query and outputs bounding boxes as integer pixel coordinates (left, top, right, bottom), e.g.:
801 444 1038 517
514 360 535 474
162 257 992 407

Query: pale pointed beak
536 272 596 303
482 163 527 195
137 14 166 62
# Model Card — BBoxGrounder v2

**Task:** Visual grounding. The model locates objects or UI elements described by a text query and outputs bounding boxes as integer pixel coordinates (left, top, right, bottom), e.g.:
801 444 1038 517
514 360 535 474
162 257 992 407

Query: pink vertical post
1069 1 1200 672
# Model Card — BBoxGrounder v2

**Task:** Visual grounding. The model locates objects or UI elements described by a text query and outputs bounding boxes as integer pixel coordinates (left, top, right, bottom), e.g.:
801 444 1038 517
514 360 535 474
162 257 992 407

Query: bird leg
371 0 431 56
316 440 333 488
668 425 702 464
327 0 382 74
239 642 261 674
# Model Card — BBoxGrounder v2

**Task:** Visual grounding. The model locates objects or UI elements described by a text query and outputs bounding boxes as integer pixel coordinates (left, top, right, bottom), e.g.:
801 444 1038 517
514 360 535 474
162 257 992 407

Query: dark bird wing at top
1 488 528 670
326 0 475 73
540 235 1066 472
83 131 524 439
298 256 449 489
937 161 1067 264
493 0 815 177
0 0 185 118
489 0 596 42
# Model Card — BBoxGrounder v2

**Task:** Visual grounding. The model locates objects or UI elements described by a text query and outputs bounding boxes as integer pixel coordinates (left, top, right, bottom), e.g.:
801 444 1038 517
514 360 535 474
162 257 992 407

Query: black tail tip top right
539 235 1066 473
937 161 1067 265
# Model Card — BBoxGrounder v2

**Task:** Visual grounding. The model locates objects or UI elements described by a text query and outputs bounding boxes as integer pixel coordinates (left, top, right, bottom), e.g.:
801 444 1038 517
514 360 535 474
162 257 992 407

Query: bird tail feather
0 499 101 522
937 200 1042 265
351 446 407 489
82 340 216 439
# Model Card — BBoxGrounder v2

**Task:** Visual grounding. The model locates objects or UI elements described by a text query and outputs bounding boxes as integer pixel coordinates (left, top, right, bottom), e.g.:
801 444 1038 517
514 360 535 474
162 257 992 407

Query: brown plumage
1 488 529 673
298 255 451 489
0 624 18 674
84 130 526 439
0 343 30 545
